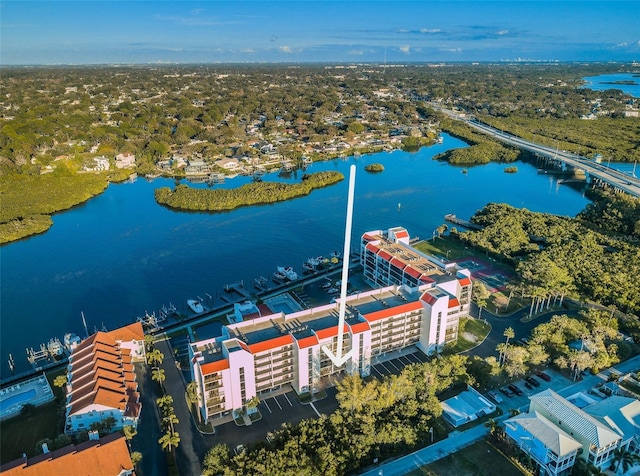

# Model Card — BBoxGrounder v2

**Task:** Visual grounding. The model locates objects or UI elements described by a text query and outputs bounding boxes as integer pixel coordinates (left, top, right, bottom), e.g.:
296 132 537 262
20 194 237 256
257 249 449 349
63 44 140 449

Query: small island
155 171 344 212
504 166 518 173
599 80 639 86
364 163 385 173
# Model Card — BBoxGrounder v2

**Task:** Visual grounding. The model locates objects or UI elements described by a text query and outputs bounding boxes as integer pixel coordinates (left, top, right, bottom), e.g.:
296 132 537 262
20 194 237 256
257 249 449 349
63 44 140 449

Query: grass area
407 440 525 476
414 235 473 262
444 318 491 354
186 399 215 434
0 369 67 464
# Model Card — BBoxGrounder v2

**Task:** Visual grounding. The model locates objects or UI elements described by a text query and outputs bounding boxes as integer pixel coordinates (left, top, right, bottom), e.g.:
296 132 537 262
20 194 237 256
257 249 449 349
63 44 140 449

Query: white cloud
347 49 364 56
440 47 462 53
496 30 509 35
242 48 255 53
420 28 441 34
279 45 292 53
399 45 410 54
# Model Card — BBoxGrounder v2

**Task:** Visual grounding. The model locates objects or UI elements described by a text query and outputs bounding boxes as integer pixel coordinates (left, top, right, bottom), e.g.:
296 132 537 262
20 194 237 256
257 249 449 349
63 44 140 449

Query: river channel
0 134 591 378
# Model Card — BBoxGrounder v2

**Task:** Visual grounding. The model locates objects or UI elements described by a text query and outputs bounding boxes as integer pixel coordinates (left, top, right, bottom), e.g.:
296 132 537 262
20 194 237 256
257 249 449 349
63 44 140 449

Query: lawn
444 318 491 354
0 369 67 464
408 440 526 476
414 236 473 262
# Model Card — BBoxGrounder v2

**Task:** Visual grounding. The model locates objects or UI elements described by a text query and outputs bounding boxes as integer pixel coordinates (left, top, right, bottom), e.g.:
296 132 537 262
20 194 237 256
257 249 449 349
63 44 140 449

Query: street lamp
446 250 451 260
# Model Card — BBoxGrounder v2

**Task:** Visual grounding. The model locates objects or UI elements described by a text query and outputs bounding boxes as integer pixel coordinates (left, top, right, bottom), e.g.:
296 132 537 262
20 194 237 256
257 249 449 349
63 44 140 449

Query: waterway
581 73 640 98
0 134 591 379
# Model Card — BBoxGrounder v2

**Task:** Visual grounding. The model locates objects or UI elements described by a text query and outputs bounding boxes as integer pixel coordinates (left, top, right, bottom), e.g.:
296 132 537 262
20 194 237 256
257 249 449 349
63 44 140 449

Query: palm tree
503 327 515 346
162 413 179 431
53 374 67 388
122 425 137 448
186 381 201 423
147 349 164 368
158 430 180 453
156 395 173 410
610 447 639 474
152 368 166 386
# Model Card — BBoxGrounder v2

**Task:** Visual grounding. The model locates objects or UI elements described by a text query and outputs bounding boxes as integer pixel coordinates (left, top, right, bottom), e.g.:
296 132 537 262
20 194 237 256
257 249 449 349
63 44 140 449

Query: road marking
310 402 321 417
372 366 385 377
387 360 401 371
272 396 283 410
262 400 272 414
283 393 293 407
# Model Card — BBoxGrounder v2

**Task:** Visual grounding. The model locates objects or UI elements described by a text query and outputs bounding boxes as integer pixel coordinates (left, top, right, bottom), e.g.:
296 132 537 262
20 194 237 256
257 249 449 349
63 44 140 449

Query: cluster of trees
146 341 181 456
155 171 343 212
461 200 640 314
202 354 470 476
0 165 131 243
364 163 384 172
433 117 524 165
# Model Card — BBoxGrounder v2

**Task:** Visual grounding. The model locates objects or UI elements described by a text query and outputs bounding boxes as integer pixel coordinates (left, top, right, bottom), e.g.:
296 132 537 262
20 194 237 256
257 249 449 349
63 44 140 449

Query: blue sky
2 1 639 64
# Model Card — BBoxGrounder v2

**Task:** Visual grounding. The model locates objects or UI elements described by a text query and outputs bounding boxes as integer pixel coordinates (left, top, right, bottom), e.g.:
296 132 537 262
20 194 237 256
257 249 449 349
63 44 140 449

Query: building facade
64 323 144 435
505 389 637 475
189 227 472 423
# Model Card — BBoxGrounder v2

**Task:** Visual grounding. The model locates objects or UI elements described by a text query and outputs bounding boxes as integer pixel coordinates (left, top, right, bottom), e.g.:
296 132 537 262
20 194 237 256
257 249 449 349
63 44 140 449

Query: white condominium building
189 227 472 423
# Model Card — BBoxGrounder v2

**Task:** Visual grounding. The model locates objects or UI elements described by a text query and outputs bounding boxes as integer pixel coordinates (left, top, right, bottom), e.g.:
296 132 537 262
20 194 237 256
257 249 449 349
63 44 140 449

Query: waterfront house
188 227 472 425
505 389 624 474
215 157 240 170
115 152 136 169
64 323 144 435
0 432 134 475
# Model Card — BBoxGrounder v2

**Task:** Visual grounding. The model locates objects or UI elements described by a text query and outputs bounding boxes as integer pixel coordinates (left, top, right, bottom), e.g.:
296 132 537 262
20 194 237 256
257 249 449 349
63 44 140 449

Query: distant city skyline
2 1 639 65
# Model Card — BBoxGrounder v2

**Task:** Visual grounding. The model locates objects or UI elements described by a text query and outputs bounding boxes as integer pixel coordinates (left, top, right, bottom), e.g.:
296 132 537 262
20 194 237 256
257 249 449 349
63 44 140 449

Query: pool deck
0 374 55 421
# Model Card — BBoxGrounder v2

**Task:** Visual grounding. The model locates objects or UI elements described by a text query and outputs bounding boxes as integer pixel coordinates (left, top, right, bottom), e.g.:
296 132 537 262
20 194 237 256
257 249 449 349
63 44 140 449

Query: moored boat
187 299 205 313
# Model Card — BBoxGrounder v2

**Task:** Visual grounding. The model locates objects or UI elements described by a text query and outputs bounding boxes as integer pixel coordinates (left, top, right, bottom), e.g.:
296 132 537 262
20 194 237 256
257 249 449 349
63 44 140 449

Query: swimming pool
0 388 37 412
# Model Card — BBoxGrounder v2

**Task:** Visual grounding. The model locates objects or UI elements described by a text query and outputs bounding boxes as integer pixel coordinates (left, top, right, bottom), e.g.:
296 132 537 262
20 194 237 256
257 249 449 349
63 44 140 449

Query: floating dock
444 213 483 231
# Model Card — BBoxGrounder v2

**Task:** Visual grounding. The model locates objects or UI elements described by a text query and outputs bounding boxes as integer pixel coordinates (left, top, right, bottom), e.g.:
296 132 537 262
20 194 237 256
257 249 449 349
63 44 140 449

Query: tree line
155 171 343 212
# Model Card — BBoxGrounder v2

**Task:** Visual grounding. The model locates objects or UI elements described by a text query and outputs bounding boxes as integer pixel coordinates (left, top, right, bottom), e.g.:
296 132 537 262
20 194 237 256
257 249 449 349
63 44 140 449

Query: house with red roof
64 323 144 435
0 433 134 476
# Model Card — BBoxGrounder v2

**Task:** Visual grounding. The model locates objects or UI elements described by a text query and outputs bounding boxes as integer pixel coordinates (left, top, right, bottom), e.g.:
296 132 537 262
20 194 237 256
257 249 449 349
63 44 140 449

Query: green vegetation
155 171 343 212
201 354 471 476
364 163 384 172
0 168 130 244
460 199 640 314
435 119 523 165
444 317 491 354
0 369 66 464
416 440 524 476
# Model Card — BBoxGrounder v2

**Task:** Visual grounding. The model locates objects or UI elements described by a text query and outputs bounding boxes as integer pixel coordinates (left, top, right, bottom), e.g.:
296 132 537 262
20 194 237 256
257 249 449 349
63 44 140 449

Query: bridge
431 106 640 198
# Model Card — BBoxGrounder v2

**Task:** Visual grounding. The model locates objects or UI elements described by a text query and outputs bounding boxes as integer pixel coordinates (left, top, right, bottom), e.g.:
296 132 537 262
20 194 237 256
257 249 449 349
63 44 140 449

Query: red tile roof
315 324 349 340
404 266 422 279
459 277 472 287
349 321 371 334
248 335 293 354
448 297 460 308
106 322 144 342
395 230 409 239
296 335 319 349
377 249 392 261
365 242 380 253
419 275 435 283
363 300 423 323
390 257 405 270
362 233 377 242
0 433 133 476
201 358 230 375
421 292 439 306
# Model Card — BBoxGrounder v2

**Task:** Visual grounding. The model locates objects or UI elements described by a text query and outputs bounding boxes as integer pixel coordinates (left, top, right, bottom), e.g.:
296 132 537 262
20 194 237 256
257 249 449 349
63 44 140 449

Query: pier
444 214 483 231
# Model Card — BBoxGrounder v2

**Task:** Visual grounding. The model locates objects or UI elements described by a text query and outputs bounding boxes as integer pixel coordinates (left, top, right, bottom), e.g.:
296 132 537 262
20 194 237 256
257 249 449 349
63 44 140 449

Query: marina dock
444 213 483 231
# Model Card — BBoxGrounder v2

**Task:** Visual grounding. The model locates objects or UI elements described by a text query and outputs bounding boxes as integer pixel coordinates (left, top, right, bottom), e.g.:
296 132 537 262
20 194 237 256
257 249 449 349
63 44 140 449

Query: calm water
581 73 640 98
0 134 590 378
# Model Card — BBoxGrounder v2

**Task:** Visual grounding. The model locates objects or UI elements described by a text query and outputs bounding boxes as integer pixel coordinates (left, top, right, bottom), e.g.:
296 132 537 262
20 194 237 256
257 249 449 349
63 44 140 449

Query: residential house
0 432 134 475
505 389 624 474
115 152 136 169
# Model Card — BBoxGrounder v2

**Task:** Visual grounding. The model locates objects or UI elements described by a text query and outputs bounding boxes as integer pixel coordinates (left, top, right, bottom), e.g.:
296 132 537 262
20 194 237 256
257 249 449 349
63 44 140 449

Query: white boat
63 333 81 351
276 266 298 281
187 300 204 313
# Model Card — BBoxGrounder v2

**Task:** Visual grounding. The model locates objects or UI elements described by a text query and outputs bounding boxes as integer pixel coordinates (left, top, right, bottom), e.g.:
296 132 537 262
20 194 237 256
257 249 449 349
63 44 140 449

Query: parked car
500 387 514 397
524 381 533 390
508 384 523 396
525 376 541 387
487 390 504 404
536 371 552 382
